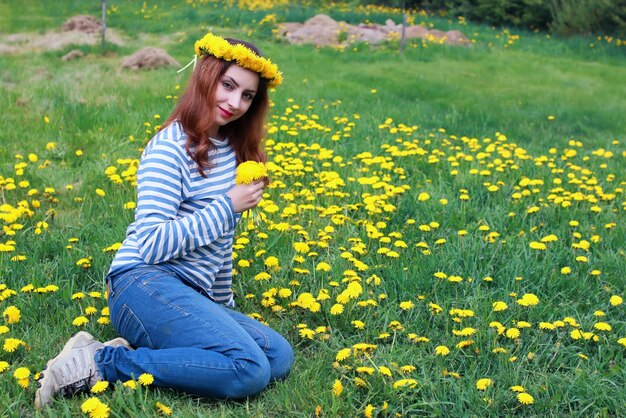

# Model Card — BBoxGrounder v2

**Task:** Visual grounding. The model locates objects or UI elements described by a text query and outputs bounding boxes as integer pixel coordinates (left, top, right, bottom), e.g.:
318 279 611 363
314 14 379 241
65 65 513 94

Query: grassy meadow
1 0 625 416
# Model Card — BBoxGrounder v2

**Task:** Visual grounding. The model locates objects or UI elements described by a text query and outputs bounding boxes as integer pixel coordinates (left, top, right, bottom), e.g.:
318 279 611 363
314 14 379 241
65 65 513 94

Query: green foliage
360 0 626 36
549 0 626 36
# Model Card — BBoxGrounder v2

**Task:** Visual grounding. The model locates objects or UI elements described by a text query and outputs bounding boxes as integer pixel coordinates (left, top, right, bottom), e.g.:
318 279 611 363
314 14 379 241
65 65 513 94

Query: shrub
358 0 626 36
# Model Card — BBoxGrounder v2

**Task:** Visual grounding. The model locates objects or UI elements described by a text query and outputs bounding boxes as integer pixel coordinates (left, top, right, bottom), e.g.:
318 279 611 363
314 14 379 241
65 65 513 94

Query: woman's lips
219 107 233 118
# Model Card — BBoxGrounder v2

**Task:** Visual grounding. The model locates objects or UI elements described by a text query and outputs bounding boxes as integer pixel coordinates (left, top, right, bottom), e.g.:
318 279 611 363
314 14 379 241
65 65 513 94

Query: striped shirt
107 122 240 306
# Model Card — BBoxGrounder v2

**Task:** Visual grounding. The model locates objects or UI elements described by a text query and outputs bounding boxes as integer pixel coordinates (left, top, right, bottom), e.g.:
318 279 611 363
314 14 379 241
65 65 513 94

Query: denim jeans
95 265 294 399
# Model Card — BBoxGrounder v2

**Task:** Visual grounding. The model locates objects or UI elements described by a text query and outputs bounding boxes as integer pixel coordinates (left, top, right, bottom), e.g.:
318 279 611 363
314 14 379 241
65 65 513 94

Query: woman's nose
228 93 241 110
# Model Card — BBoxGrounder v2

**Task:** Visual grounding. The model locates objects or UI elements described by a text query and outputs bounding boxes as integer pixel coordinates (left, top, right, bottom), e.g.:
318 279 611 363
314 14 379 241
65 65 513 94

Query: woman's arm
133 140 236 265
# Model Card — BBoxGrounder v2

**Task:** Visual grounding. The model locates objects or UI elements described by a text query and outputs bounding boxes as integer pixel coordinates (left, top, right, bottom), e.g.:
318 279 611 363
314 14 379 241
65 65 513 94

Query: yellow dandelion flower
434 345 450 356
399 301 414 310
593 322 612 332
400 365 416 373
3 306 20 324
45 284 59 292
378 366 392 377
393 378 418 389
0 361 10 373
506 328 521 339
17 377 29 388
356 366 375 375
429 302 443 313
510 385 525 393
123 379 137 389
21 284 34 293
72 316 89 326
90 401 110 418
13 367 30 380
417 192 430 201
264 255 279 270
316 262 331 272
3 338 25 352
138 373 154 386
617 337 626 347
570 329 584 340
517 392 534 405
476 378 493 390
452 327 476 337
156 401 173 416
610 295 623 306
517 293 540 306
330 304 344 315
336 348 351 362
492 301 508 312
529 241 547 250
90 380 109 393
456 339 475 349
81 397 103 413
293 242 310 253
97 317 110 325
299 328 315 339
236 161 267 184
352 320 365 330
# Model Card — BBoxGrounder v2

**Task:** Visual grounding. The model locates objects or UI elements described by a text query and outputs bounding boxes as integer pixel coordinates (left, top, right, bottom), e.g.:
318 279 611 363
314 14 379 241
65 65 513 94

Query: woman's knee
269 335 294 381
227 353 271 398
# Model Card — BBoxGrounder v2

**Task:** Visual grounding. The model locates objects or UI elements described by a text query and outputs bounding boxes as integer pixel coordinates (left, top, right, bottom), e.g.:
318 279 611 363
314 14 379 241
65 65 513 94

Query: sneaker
35 331 104 409
104 336 132 349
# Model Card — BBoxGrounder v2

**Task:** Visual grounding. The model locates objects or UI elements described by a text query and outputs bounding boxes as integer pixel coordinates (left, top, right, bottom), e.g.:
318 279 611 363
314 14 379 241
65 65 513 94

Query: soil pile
277 14 470 47
121 47 180 70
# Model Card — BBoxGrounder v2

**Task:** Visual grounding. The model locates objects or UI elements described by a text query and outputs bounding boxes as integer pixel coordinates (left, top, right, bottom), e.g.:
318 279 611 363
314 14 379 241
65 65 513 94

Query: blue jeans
96 265 294 399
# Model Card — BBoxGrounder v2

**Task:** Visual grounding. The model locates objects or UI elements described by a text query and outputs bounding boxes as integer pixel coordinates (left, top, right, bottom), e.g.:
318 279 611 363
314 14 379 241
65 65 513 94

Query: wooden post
400 0 406 53
101 0 106 49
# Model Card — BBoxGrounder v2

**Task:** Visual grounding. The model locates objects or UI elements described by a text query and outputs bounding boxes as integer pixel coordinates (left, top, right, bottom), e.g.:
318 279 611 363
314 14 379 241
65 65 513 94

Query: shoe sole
104 337 132 349
34 331 94 409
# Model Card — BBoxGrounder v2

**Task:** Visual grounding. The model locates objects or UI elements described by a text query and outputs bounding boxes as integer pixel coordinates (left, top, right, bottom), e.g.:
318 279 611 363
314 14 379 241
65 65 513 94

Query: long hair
161 38 268 177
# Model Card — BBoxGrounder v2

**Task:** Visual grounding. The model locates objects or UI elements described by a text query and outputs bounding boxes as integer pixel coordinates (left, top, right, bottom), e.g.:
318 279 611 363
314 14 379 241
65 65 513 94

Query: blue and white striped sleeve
133 140 236 265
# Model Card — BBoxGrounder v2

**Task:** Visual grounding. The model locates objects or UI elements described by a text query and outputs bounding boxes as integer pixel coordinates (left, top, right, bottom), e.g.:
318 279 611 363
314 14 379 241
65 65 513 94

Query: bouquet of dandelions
235 161 268 229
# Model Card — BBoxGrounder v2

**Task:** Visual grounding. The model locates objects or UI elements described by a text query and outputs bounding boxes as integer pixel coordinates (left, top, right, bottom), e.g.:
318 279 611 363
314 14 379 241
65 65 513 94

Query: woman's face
209 64 260 137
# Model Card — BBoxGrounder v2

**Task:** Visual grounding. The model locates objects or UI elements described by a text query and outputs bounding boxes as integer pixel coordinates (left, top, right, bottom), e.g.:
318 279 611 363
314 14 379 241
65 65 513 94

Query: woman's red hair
161 39 268 177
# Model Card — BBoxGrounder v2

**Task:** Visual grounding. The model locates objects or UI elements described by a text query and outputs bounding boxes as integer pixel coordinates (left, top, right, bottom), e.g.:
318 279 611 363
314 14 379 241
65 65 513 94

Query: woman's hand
226 181 264 213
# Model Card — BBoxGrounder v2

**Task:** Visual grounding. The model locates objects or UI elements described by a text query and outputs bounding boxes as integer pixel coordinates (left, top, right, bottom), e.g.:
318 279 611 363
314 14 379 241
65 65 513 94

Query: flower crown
194 32 282 88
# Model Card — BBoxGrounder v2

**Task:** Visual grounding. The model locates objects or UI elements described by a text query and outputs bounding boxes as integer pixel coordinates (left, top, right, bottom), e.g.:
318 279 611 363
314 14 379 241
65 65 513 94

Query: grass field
1 1 625 417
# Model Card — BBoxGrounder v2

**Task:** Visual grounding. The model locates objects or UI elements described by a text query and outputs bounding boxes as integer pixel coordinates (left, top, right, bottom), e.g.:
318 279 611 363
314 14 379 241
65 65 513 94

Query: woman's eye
223 82 233 89
243 93 254 100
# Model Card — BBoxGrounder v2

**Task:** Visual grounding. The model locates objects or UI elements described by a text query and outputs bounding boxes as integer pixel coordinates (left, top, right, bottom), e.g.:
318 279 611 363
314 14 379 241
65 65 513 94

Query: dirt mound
0 30 124 55
61 49 84 61
62 15 101 34
277 14 470 47
121 47 180 70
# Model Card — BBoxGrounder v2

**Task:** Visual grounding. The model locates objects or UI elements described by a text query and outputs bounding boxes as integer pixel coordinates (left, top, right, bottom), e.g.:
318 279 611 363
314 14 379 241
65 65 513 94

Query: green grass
1 1 625 417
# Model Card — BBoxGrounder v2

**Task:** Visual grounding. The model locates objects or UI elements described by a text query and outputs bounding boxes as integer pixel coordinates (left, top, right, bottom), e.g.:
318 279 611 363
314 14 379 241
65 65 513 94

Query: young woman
35 33 293 409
